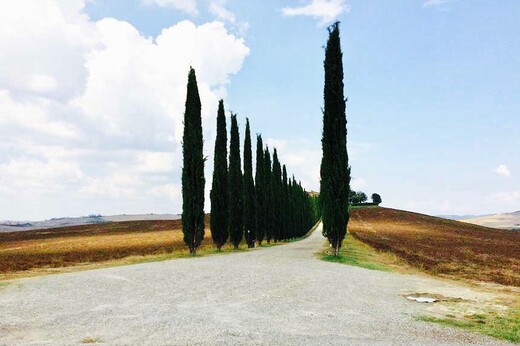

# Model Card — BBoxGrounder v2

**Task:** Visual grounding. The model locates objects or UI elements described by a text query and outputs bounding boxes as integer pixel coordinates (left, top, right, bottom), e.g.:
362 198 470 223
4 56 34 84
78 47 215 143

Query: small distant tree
182 67 205 255
210 100 228 251
371 193 382 205
229 114 243 249
350 191 368 204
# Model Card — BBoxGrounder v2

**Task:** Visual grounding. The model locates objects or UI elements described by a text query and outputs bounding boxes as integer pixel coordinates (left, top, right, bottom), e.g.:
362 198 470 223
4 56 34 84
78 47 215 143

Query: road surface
0 223 509 345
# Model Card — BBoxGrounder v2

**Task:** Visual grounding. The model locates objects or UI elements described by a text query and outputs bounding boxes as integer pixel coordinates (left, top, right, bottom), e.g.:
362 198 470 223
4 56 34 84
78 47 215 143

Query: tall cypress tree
243 119 256 248
320 22 350 257
264 147 273 244
210 100 229 251
290 176 297 238
229 114 243 249
271 149 282 242
281 164 288 240
255 135 265 245
182 67 205 255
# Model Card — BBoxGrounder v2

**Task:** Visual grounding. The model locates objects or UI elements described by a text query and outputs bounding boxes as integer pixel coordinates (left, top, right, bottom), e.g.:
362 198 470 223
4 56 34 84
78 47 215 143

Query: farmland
349 207 520 286
0 216 234 279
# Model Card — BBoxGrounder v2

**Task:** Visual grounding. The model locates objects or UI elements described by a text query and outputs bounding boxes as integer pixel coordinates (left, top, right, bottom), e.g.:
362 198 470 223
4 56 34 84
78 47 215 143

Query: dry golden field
0 216 223 277
349 207 520 286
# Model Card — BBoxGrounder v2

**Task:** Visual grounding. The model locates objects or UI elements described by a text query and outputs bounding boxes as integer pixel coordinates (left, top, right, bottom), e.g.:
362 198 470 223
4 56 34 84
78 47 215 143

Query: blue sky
0 0 518 220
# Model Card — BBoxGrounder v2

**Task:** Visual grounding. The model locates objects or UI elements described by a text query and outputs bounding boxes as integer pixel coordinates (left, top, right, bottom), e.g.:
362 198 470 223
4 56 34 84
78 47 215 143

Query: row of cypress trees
182 22 348 256
254 142 317 244
210 100 318 251
183 22 348 256
182 67 317 254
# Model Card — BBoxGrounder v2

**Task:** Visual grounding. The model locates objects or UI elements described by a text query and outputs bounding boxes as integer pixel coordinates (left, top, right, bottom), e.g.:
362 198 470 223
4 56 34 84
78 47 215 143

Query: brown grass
0 216 231 277
349 207 520 286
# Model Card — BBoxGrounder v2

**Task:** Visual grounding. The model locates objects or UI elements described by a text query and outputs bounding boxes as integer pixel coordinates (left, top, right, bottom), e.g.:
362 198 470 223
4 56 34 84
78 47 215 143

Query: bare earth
0 224 511 345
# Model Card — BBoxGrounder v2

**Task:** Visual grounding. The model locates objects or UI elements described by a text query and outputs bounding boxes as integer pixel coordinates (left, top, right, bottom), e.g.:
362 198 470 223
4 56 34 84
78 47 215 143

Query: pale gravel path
0 224 511 345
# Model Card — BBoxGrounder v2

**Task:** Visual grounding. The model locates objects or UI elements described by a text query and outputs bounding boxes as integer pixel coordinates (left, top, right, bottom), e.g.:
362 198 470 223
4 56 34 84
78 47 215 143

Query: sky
0 0 519 220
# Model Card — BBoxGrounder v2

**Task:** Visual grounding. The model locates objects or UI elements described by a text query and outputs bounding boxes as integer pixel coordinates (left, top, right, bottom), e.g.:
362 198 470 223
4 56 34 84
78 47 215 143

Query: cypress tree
281 164 288 240
255 135 265 245
210 100 229 251
290 176 297 238
320 22 350 257
229 114 243 249
182 67 205 255
243 119 256 248
264 147 273 244
271 149 282 242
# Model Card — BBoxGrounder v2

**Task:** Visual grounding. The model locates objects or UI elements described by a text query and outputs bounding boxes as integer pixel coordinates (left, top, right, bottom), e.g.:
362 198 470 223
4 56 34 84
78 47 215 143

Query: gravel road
0 223 510 345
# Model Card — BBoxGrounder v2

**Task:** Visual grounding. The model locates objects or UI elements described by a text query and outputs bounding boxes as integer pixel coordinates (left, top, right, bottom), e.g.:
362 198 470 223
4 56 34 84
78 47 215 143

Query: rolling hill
460 211 520 230
349 207 520 286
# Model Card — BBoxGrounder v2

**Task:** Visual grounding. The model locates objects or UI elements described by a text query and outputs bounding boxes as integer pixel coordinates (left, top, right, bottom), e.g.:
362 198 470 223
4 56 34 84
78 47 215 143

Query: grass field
342 206 520 343
0 216 255 279
321 235 398 272
349 207 520 286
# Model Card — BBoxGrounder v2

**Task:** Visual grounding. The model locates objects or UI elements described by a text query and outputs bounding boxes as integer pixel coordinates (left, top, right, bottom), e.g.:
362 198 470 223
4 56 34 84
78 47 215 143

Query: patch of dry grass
0 219 186 274
319 235 415 273
419 302 520 343
349 207 520 286
0 216 233 277
0 215 296 280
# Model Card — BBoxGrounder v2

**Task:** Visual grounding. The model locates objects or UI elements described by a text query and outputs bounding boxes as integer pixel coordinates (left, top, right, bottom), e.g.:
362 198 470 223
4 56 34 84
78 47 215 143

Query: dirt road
0 223 509 345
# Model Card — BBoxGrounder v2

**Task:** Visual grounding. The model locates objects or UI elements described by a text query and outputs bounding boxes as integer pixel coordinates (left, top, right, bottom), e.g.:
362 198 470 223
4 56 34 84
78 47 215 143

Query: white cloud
149 183 182 200
27 74 58 93
208 0 250 35
351 177 366 191
80 172 140 198
0 0 249 219
72 19 249 150
0 157 84 194
142 0 249 35
137 152 176 173
142 0 198 15
209 0 235 23
423 0 455 7
0 0 97 101
0 90 81 140
490 191 520 204
265 138 321 190
494 164 511 177
281 0 349 25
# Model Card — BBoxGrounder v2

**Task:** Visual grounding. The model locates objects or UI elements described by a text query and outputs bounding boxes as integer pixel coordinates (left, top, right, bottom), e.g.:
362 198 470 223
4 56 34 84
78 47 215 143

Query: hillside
0 218 203 277
460 211 520 230
349 207 520 286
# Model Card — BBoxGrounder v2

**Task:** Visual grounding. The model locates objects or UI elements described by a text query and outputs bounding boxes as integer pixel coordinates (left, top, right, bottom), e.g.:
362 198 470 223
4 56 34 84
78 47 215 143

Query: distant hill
436 214 490 220
0 214 181 232
460 211 520 230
